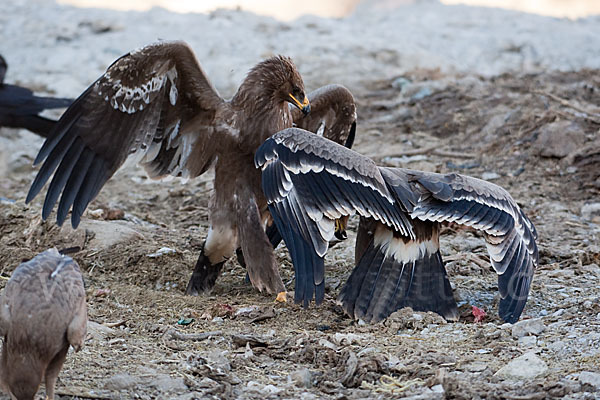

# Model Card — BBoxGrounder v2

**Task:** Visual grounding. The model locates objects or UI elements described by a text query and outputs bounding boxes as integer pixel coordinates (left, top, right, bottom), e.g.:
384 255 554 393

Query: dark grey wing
26 41 226 228
383 168 539 323
266 84 357 250
255 128 414 307
0 84 72 137
291 84 357 148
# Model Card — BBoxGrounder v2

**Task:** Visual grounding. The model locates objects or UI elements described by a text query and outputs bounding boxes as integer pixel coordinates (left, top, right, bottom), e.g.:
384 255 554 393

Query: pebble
552 309 565 317
533 120 585 158
579 371 600 391
518 336 537 347
512 318 546 338
151 374 187 393
581 203 600 222
104 373 140 390
481 172 500 180
494 352 548 380
289 368 312 388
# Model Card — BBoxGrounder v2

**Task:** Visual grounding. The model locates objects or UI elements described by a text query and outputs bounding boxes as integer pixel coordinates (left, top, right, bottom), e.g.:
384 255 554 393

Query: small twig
534 90 600 124
167 329 223 341
431 149 476 159
377 144 438 158
376 144 475 160
55 388 111 399
361 376 423 394
104 320 127 328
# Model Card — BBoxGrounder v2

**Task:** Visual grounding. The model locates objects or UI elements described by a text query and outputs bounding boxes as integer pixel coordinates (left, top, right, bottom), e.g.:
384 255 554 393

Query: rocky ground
1 1 600 399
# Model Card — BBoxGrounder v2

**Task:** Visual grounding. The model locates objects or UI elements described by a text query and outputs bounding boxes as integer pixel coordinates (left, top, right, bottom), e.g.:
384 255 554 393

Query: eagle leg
236 197 285 294
185 242 225 296
236 222 283 284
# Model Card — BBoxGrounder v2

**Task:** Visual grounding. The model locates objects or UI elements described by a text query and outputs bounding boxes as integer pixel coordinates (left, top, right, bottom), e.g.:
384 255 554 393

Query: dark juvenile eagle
0 249 87 400
0 55 72 136
256 128 539 323
26 41 356 296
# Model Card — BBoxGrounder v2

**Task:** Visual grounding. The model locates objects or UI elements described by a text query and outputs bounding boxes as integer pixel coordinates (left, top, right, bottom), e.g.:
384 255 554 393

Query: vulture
0 248 87 400
256 128 539 324
26 41 357 297
0 55 72 137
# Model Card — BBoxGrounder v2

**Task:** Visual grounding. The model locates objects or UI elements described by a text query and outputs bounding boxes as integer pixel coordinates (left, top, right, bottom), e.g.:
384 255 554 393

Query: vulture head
240 55 310 115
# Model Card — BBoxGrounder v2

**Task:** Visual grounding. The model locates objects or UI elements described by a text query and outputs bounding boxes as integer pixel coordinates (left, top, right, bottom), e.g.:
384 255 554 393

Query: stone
60 219 144 251
579 371 600 391
466 361 488 372
151 374 188 393
512 318 546 338
581 203 600 222
289 368 312 388
534 120 585 158
87 321 116 340
494 352 548 380
104 373 140 390
518 336 537 347
481 171 500 180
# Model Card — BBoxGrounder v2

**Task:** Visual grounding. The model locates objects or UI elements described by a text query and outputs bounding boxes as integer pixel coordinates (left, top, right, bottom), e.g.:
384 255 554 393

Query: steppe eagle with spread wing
26 41 356 297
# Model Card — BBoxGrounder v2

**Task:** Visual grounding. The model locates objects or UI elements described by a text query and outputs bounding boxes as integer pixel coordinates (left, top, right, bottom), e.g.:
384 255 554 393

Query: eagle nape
255 127 538 324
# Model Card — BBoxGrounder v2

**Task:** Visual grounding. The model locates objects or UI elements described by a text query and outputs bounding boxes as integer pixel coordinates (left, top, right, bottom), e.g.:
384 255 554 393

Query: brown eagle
26 41 356 296
256 128 538 323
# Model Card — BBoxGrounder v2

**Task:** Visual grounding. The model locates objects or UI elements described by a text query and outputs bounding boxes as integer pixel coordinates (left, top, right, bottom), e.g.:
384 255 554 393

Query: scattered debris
472 306 487 323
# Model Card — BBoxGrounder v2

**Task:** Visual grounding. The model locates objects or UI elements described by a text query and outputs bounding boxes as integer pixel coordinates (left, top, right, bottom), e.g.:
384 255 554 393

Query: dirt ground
1 69 600 399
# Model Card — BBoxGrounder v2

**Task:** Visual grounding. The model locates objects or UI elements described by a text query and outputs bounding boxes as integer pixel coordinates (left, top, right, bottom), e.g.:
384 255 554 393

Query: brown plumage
26 41 356 296
256 128 538 324
0 248 87 400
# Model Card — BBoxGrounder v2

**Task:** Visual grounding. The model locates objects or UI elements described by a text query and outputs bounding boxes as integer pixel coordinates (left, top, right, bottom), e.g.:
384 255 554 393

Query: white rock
581 203 600 222
147 247 176 258
579 371 600 391
512 318 546 338
494 352 548 380
289 368 312 388
104 373 140 390
482 172 500 180
518 336 537 347
431 384 445 393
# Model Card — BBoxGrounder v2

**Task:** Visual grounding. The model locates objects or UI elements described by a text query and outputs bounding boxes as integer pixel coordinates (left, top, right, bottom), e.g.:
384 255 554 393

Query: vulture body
0 55 72 137
256 128 539 323
26 41 356 296
0 248 87 400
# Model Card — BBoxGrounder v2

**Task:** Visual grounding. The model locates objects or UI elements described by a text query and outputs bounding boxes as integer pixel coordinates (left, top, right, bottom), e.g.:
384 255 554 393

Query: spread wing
257 129 538 323
26 41 226 228
291 84 357 148
382 168 539 323
255 128 414 306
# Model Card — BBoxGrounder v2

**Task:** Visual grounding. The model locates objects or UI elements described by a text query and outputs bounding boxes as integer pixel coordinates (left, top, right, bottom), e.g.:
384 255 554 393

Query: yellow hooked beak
289 93 311 115
334 216 349 241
